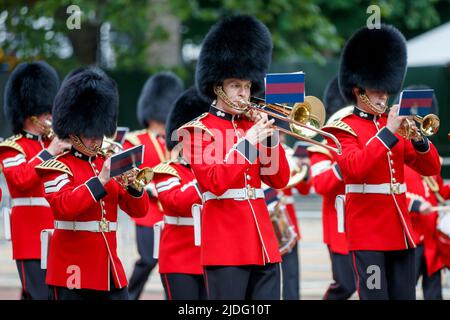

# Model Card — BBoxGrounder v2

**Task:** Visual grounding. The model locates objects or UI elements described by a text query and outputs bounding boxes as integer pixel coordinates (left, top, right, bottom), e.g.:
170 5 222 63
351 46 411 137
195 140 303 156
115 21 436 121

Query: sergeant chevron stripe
44 173 70 193
156 177 181 193
2 154 26 168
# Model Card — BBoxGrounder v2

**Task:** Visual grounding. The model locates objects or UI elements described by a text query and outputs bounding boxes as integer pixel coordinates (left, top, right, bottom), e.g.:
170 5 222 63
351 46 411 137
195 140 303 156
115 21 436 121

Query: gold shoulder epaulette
322 120 357 137
306 145 331 157
153 162 180 179
178 113 213 137
125 130 146 146
0 134 25 154
35 159 73 176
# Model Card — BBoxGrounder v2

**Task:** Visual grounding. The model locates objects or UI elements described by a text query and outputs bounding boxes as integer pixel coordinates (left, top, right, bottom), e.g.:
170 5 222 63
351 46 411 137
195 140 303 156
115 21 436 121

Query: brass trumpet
30 116 54 140
284 144 309 189
239 96 342 155
101 138 154 192
397 114 440 140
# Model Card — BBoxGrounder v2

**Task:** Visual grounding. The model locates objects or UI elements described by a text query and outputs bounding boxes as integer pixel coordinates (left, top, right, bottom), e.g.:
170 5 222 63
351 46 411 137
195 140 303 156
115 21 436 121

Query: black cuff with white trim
410 199 422 213
86 177 107 202
332 163 343 180
127 186 144 198
235 138 258 163
38 150 54 161
411 136 430 153
377 127 399 149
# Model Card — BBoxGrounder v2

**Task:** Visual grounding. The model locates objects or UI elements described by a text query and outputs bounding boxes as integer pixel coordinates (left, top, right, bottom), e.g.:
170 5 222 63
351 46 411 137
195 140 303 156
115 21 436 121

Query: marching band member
178 15 290 300
404 165 444 300
124 72 183 300
0 61 69 299
322 25 441 300
278 133 312 300
309 76 356 300
35 68 149 300
152 87 210 300
401 85 445 300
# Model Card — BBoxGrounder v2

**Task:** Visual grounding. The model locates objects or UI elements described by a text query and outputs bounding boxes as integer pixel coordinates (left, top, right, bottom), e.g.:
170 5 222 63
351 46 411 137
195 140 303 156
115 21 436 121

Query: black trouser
351 249 416 300
204 263 281 300
160 273 207 300
15 260 48 300
414 244 442 300
49 276 129 300
323 248 356 300
281 243 300 300
128 225 158 300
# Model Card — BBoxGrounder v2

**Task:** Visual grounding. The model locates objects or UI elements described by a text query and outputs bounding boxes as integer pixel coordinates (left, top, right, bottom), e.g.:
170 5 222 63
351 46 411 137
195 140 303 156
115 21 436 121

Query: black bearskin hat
62 66 100 85
339 24 407 103
137 71 184 127
323 76 349 120
195 15 272 101
52 68 118 139
165 87 210 151
394 84 439 115
4 61 60 134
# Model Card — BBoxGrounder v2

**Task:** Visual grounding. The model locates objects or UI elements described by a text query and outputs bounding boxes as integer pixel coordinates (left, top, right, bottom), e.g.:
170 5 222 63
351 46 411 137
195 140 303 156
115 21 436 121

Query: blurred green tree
1 0 449 76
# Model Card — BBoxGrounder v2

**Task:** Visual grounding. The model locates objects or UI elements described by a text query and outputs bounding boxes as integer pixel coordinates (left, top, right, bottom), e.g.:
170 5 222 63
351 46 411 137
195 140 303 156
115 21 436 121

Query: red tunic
179 108 290 266
323 110 440 251
153 161 203 274
0 133 54 260
281 181 311 240
36 150 149 291
123 130 167 227
405 166 446 276
308 147 349 254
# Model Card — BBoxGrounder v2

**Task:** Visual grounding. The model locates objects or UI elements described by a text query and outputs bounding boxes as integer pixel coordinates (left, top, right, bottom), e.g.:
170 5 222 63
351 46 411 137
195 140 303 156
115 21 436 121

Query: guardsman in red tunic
0 61 70 299
123 72 183 300
404 165 446 300
311 76 356 300
276 137 312 300
322 25 441 300
152 87 210 300
35 68 149 300
179 15 290 300
400 85 446 300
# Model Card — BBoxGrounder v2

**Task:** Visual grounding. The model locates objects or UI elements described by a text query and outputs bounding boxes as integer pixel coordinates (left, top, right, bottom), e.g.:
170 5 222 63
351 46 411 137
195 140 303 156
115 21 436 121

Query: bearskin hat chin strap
359 92 388 115
69 134 102 157
213 86 247 113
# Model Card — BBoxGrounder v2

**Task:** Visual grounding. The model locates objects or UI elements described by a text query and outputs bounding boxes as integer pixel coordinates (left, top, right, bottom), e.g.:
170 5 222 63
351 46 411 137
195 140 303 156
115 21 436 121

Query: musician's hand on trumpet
98 157 112 186
386 105 408 134
245 112 275 146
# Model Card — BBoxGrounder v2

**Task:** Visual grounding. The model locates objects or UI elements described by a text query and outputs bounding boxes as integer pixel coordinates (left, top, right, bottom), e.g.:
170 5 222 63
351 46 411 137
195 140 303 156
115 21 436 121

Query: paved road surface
1 193 449 300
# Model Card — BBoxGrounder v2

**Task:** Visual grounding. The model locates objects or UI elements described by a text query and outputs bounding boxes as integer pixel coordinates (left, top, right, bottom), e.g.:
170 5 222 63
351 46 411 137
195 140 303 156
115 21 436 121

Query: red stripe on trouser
203 268 210 299
323 285 331 300
351 252 361 300
21 261 27 291
54 287 58 300
163 274 172 301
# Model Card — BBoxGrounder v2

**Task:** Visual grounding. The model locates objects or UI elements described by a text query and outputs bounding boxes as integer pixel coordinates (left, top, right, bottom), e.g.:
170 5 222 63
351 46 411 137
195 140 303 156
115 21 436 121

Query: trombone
239 96 342 155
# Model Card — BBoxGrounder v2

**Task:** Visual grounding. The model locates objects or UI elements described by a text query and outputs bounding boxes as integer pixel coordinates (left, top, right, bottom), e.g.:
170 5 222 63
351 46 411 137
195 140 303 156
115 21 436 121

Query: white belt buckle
246 186 256 200
391 183 401 195
99 218 110 232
